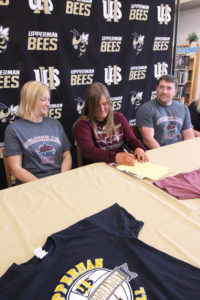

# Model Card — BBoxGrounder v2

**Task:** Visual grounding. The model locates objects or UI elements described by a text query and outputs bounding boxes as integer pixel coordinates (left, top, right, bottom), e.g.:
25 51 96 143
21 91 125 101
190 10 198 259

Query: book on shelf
184 56 190 68
175 55 190 69
176 85 186 98
175 70 189 84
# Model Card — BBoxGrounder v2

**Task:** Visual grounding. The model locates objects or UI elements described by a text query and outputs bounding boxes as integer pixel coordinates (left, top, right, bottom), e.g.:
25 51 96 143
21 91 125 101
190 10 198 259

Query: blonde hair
81 82 117 138
18 81 50 121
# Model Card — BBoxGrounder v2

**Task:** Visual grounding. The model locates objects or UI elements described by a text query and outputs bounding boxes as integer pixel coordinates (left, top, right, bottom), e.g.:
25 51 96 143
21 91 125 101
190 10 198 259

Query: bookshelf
184 54 196 105
175 44 200 106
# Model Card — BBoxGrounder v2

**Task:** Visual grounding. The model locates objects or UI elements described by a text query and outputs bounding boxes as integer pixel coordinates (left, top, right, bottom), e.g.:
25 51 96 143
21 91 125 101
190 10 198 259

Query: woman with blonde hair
74 82 148 165
188 97 200 137
4 81 72 184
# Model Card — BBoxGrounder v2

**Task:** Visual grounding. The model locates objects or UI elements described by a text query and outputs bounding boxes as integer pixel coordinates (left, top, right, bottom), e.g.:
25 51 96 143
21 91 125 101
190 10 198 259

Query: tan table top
0 138 200 277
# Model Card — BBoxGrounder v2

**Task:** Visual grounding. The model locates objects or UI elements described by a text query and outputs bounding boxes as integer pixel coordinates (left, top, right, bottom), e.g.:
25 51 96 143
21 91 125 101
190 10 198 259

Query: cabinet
175 44 200 106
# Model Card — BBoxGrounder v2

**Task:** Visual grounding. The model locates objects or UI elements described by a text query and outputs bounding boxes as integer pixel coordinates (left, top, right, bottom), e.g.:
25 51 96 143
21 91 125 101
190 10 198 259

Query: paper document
116 161 171 180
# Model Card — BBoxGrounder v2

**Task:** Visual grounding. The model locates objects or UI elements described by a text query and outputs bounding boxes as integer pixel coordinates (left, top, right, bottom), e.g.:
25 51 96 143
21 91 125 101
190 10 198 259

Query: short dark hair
156 74 178 89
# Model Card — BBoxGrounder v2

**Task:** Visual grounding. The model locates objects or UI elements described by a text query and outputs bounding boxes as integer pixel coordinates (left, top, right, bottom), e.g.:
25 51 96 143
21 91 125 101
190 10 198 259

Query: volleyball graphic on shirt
67 263 138 300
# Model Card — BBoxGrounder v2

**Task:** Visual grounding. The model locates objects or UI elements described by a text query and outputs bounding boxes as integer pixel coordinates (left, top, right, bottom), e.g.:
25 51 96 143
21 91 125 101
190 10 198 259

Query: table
0 138 200 277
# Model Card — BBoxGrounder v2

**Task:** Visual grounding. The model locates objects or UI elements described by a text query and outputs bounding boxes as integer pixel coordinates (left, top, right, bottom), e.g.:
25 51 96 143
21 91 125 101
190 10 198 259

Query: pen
123 148 136 157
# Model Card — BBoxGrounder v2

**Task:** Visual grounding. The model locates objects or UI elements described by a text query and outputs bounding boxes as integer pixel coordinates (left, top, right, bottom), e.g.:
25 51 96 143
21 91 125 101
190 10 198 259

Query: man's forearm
143 137 160 149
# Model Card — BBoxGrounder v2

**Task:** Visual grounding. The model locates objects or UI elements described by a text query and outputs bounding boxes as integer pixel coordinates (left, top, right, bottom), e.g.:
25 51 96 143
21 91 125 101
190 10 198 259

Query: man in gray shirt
136 74 194 149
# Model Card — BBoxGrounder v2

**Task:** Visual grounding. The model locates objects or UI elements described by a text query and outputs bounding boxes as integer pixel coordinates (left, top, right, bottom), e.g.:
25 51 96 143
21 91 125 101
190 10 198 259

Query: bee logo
70 29 89 57
130 90 143 109
0 103 18 123
74 97 84 114
0 26 9 54
132 32 145 55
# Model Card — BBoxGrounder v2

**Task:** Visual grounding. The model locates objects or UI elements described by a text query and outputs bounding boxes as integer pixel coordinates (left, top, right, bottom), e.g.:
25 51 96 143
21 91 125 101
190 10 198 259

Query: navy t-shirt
0 204 200 299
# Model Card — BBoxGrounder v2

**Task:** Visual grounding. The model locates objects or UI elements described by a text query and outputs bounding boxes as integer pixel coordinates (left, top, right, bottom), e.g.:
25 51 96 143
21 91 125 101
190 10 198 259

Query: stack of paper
116 161 171 180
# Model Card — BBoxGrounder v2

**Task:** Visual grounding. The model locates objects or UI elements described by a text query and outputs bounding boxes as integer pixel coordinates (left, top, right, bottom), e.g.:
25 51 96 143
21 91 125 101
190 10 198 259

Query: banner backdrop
0 0 175 187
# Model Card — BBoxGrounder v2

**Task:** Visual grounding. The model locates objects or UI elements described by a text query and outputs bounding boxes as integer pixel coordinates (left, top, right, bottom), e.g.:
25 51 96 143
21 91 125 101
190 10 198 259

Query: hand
134 148 149 163
115 152 136 166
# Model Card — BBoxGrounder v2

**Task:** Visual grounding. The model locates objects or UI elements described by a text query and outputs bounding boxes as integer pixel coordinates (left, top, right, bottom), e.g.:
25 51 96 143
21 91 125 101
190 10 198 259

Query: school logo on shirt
129 4 149 21
52 258 147 300
100 36 122 53
37 142 56 164
33 66 60 90
102 0 122 22
27 31 58 51
70 69 94 86
0 103 18 123
132 32 145 55
157 4 171 25
0 26 9 54
70 29 89 57
28 0 53 14
65 0 93 16
154 62 168 79
104 65 122 85
37 143 55 154
0 70 20 88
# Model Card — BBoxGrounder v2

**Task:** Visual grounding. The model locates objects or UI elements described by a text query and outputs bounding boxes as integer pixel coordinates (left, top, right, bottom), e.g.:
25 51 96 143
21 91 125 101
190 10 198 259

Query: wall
177 7 200 99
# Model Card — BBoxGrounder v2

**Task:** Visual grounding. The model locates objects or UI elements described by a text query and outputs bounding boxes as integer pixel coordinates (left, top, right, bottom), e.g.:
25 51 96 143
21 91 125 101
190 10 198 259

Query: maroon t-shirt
153 168 200 200
74 112 146 163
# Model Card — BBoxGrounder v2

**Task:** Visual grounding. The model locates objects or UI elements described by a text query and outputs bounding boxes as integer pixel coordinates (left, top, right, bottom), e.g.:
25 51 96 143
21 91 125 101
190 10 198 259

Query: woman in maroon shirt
74 82 148 165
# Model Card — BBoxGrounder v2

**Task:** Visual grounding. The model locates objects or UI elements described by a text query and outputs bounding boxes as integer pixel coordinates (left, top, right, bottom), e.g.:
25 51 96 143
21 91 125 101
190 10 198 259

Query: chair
75 142 83 167
130 124 142 140
76 144 83 167
1 147 12 187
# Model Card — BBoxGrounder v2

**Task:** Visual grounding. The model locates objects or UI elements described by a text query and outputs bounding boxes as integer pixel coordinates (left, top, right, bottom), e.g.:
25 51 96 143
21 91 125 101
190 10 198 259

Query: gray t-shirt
136 99 192 146
4 117 71 181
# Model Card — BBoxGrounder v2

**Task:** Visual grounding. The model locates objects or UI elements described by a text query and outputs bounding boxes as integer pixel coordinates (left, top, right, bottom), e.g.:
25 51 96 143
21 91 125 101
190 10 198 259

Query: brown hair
156 74 178 89
81 82 117 138
18 81 50 121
